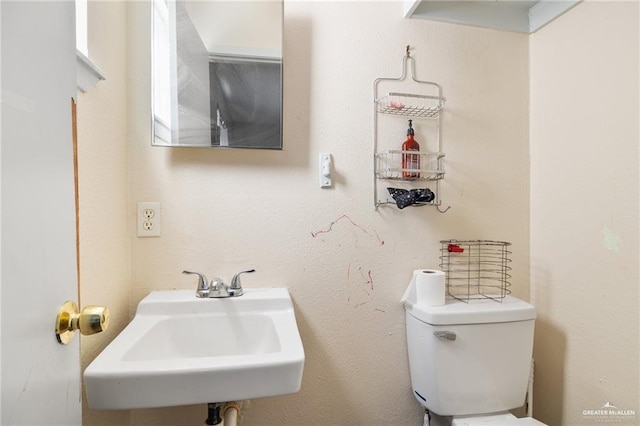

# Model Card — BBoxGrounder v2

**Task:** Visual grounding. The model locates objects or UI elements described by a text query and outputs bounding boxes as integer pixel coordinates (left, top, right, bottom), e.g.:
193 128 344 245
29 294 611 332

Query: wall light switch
319 153 332 188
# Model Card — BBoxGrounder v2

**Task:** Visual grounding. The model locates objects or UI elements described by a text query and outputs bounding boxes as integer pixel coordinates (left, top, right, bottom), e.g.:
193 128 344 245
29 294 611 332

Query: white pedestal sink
84 288 305 409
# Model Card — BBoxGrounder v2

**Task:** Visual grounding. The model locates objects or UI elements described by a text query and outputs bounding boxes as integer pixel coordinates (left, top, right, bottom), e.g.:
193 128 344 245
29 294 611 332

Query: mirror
152 0 283 149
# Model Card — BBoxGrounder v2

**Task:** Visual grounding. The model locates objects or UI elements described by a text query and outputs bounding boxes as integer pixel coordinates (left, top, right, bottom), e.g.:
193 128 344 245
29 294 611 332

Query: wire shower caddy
373 46 448 212
439 240 512 303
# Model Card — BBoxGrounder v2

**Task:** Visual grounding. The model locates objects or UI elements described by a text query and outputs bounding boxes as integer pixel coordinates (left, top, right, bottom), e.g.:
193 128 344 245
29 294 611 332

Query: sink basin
84 288 305 409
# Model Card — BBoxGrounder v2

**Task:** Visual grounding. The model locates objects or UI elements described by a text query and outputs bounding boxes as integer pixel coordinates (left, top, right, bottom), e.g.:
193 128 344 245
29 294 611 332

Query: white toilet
404 295 547 426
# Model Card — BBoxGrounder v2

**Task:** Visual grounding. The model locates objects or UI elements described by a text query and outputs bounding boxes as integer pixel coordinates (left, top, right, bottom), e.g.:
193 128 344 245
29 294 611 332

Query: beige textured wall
123 1 529 425
79 2 640 426
530 1 640 425
78 1 131 426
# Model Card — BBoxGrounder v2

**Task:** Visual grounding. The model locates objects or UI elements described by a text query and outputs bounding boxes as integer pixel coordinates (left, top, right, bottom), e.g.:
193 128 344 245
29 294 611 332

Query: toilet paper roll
414 269 446 307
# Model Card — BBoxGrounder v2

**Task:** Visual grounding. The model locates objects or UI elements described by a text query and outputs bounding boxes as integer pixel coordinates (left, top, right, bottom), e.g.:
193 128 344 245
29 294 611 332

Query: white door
1 1 81 425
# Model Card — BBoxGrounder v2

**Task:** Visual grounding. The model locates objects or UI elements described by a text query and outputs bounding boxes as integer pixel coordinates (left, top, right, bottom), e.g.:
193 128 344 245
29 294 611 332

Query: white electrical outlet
137 202 161 237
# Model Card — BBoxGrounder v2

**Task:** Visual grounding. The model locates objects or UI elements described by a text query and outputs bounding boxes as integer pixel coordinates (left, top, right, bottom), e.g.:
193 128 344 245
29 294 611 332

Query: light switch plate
319 153 332 188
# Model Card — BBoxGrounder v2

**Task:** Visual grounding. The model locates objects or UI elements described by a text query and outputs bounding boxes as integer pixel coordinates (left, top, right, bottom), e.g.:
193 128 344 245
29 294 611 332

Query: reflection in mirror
152 0 283 149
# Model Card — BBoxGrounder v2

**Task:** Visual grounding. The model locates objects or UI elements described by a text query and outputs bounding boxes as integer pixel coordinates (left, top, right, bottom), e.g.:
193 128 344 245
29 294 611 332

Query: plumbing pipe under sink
223 402 239 426
204 402 239 426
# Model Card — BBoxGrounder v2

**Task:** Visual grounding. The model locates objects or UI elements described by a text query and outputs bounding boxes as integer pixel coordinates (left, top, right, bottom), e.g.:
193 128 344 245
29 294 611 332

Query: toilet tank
405 296 536 416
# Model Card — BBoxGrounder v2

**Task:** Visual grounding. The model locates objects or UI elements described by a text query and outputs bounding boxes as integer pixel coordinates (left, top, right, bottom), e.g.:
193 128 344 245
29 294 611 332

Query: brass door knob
55 301 110 345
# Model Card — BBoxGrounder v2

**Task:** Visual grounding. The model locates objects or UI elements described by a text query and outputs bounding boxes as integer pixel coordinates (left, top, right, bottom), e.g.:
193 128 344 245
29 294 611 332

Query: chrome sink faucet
182 269 255 298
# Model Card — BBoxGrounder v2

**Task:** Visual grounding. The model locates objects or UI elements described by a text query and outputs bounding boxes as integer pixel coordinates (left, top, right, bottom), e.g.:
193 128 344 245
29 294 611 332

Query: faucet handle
229 269 256 295
182 270 210 298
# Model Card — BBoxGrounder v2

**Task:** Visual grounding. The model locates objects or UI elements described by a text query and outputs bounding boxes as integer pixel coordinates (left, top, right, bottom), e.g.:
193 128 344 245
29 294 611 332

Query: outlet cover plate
137 202 161 237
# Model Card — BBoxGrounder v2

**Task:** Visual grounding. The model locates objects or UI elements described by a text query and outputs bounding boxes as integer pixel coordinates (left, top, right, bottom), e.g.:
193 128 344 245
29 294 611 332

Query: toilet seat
451 413 547 426
467 419 546 426
511 419 547 425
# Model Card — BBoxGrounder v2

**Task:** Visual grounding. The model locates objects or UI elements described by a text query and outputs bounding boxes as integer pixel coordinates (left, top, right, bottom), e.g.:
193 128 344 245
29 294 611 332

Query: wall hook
406 45 411 58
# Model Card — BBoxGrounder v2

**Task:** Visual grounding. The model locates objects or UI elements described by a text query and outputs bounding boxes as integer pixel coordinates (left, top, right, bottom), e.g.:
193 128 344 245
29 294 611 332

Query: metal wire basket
439 240 512 303
375 92 445 118
375 150 445 181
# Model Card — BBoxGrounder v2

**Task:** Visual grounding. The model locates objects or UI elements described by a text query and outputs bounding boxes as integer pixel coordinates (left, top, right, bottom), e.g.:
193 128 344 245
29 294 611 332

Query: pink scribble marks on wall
346 263 371 298
311 214 385 246
345 264 383 313
312 214 385 314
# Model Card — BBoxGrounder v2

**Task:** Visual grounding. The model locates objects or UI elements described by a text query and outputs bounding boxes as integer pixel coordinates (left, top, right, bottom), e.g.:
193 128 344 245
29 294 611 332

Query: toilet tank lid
405 296 536 325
